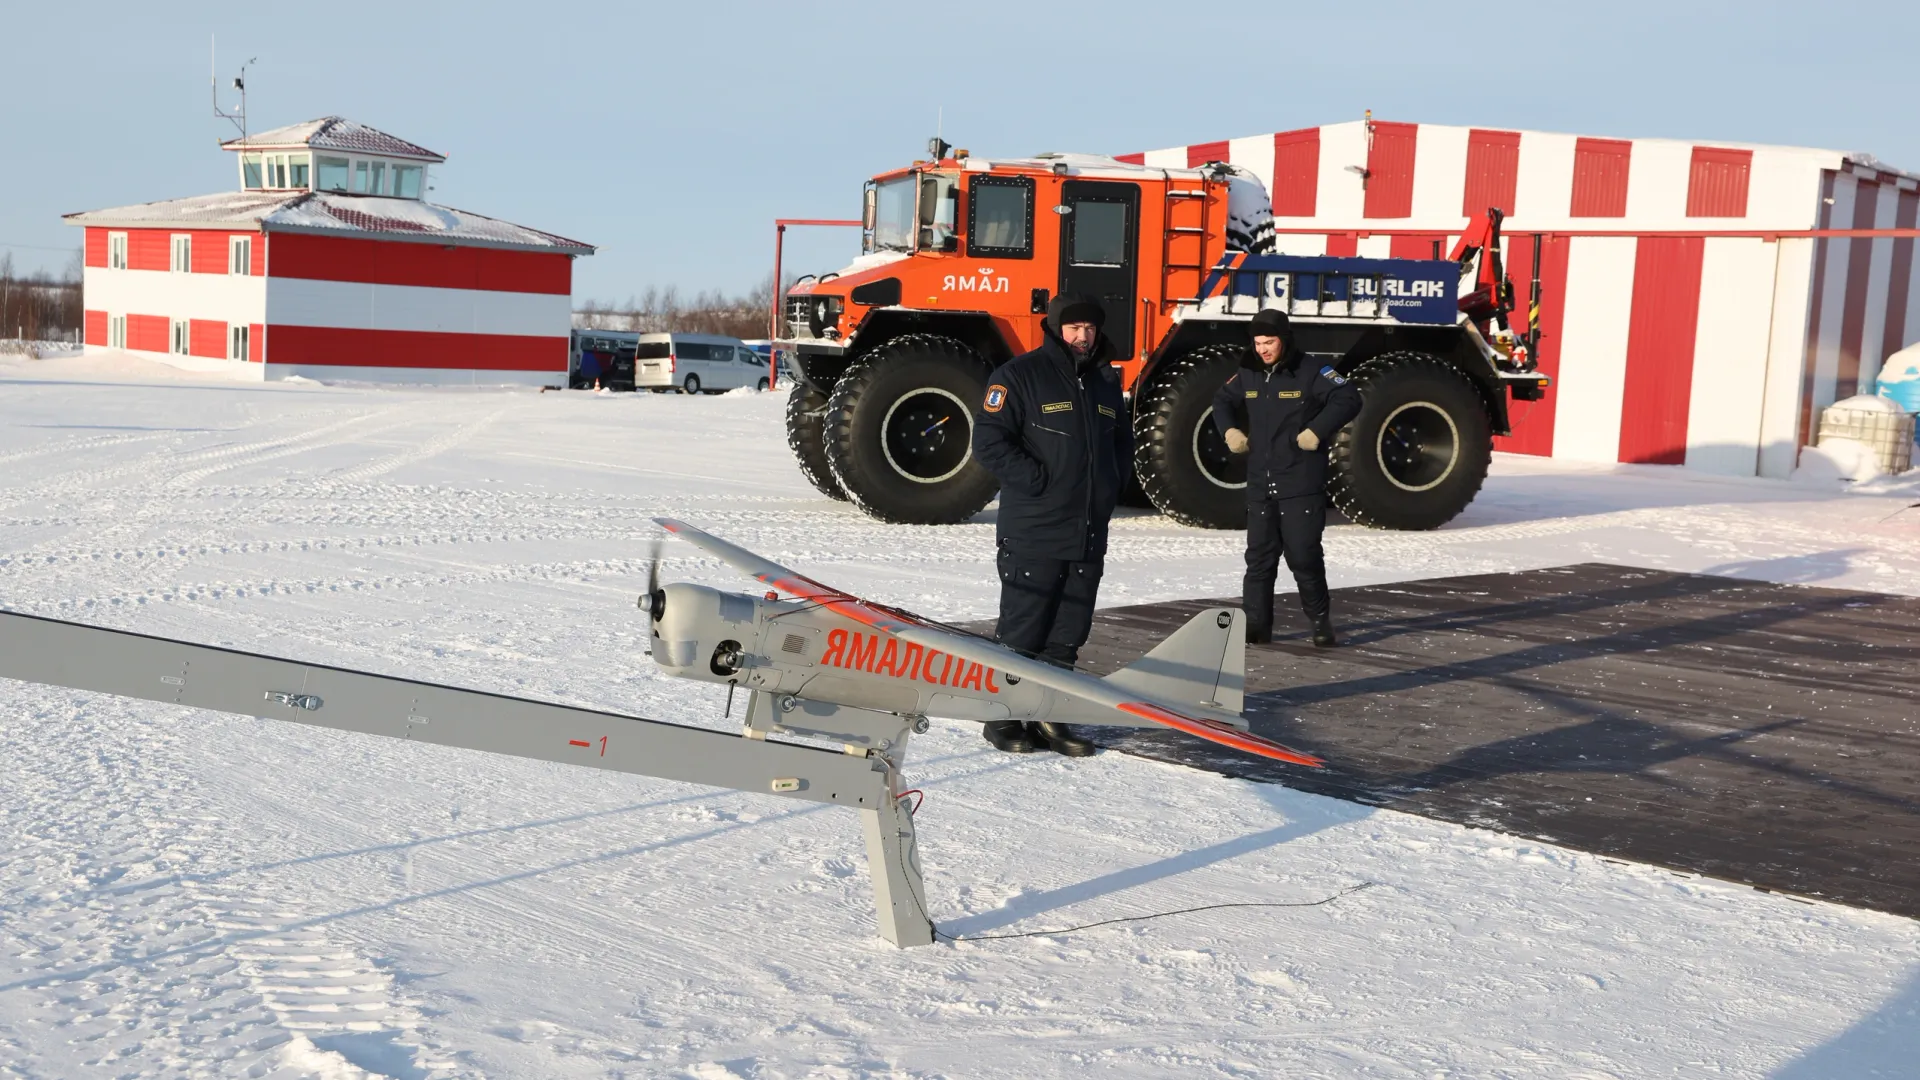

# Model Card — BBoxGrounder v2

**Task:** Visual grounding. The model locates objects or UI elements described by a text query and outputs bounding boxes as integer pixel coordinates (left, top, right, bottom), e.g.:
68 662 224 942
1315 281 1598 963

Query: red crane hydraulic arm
1448 207 1542 373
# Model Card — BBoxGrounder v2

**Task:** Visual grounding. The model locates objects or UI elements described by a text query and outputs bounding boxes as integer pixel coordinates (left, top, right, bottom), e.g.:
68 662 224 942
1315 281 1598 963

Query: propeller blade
638 536 665 617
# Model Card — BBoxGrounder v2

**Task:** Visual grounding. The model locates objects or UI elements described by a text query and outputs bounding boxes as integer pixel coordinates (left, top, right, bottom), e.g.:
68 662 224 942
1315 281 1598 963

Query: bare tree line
0 251 83 349
574 272 795 339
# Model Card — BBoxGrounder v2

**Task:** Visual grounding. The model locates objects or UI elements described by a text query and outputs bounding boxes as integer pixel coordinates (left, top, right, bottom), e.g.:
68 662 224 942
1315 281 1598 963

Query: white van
634 332 770 394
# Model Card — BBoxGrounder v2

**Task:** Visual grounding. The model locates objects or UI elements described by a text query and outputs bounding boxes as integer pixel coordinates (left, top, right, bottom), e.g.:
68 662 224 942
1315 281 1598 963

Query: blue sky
4 1 1914 300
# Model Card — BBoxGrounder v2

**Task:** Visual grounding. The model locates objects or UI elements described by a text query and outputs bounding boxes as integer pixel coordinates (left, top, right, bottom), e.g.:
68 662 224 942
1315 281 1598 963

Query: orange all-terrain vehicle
778 139 1549 530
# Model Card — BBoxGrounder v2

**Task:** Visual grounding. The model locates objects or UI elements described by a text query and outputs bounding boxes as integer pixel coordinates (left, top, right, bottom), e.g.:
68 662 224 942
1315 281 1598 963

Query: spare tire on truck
786 382 847 501
1327 351 1491 530
822 334 1000 525
1132 345 1248 529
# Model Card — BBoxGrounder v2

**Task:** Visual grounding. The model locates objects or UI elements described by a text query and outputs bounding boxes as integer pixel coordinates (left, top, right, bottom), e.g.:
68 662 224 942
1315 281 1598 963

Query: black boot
1247 625 1272 645
1311 616 1338 648
983 719 1041 753
1031 722 1097 757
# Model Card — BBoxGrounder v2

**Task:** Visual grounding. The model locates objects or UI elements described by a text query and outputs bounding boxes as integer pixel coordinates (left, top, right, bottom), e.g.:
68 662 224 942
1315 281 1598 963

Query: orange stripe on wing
1116 702 1325 768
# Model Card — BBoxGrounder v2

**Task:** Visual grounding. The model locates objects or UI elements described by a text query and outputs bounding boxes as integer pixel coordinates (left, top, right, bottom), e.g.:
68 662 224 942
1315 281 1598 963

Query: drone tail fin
1101 606 1245 724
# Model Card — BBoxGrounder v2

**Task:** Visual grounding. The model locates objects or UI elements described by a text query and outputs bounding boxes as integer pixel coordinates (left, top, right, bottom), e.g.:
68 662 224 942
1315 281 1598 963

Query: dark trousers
995 546 1104 668
1244 495 1329 633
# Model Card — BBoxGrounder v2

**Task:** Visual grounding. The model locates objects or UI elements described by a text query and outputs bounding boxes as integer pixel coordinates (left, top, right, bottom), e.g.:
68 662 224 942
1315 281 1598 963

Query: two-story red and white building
67 117 593 386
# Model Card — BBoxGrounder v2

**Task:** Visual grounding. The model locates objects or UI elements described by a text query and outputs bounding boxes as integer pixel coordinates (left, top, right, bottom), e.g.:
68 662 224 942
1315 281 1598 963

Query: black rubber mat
1056 564 1920 918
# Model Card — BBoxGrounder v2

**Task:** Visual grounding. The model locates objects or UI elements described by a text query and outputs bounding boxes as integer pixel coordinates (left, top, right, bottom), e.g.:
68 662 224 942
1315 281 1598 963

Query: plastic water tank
1878 342 1920 414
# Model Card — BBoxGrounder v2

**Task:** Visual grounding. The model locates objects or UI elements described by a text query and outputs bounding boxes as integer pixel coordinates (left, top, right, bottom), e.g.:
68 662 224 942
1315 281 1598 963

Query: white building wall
1551 237 1639 462
265 279 570 337
1758 237 1817 478
1685 238 1778 475
83 266 267 330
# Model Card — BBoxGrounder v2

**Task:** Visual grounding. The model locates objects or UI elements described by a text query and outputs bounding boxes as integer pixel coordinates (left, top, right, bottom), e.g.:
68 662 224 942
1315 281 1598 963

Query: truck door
1056 180 1140 360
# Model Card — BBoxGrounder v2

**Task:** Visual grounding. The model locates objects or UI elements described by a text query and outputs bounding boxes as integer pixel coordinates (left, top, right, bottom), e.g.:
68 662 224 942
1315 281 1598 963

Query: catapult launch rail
0 609 934 947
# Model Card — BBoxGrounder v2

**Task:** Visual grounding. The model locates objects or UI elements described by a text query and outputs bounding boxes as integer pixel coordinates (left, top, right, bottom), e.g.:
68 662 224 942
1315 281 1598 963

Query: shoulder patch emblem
1041 401 1073 414
1096 404 1116 418
1319 365 1349 385
984 385 1008 412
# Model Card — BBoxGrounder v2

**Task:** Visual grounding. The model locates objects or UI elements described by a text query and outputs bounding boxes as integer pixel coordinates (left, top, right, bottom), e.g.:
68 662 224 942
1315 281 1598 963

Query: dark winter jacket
1211 349 1362 503
973 329 1132 561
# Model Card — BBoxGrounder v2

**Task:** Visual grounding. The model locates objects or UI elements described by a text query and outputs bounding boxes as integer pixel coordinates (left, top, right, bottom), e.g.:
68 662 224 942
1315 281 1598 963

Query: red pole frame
769 218 861 390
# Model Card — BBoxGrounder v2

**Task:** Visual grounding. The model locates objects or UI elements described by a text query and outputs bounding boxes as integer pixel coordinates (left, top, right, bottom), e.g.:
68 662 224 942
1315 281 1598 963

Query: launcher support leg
862 785 933 947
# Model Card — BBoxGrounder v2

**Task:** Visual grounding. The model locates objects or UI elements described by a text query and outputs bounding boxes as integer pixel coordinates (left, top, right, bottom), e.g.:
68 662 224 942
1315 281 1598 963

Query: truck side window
968 176 1034 260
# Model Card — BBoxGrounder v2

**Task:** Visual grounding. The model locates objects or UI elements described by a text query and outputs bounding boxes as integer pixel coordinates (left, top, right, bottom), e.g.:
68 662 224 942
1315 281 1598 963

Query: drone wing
656 519 1324 768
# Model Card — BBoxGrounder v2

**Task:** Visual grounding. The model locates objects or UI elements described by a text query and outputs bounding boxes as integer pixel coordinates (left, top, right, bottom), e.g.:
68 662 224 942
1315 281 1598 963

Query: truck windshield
871 176 917 252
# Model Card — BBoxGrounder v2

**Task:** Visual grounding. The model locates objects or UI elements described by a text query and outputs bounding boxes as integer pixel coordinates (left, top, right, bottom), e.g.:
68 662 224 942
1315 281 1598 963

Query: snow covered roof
962 153 1211 182
221 117 446 163
64 191 592 255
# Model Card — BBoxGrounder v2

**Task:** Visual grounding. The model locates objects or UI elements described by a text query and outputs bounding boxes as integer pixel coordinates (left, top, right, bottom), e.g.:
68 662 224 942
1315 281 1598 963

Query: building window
287 153 310 189
170 319 189 356
392 164 423 199
230 324 250 361
230 235 252 275
171 234 192 273
107 232 128 269
242 153 264 189
316 156 350 193
108 315 127 349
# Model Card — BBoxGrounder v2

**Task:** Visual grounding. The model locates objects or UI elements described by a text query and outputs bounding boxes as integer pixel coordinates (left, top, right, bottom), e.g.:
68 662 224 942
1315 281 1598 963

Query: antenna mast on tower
211 36 256 143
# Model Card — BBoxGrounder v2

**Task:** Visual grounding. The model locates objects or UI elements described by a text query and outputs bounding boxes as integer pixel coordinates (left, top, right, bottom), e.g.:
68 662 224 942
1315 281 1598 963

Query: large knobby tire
786 382 847 501
1328 351 1492 530
823 335 999 525
1133 345 1247 529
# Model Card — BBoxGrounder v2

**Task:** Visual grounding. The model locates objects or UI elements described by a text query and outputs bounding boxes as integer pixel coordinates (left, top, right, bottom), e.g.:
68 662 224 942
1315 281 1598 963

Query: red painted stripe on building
1881 189 1919 367
267 232 571 295
1493 233 1571 456
85 309 107 345
1570 138 1632 218
126 314 169 353
1835 179 1884 400
1324 233 1359 257
1363 121 1417 219
1799 171 1839 449
128 231 171 272
84 228 108 268
1619 236 1706 464
190 232 238 275
249 323 265 363
1271 128 1320 217
1186 140 1229 168
1462 129 1521 218
1113 152 1145 166
253 233 267 276
1687 147 1753 218
1388 233 1450 261
267 325 567 371
189 319 227 359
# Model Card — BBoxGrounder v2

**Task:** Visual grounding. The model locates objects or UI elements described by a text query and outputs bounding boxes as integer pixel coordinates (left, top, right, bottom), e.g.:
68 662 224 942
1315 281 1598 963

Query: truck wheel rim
1376 401 1459 492
881 388 972 484
1192 406 1247 490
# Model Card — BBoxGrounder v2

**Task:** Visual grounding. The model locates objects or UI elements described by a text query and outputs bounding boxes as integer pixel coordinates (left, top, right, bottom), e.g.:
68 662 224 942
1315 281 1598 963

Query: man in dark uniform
971 295 1132 756
1212 309 1362 646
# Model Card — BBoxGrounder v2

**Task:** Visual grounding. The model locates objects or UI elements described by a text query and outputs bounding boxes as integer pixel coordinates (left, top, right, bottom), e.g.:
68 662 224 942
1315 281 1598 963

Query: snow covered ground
2 352 1918 1079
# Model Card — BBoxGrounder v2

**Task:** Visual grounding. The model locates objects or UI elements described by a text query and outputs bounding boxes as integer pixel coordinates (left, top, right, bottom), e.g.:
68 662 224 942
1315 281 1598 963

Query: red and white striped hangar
66 117 593 387
1122 119 1919 478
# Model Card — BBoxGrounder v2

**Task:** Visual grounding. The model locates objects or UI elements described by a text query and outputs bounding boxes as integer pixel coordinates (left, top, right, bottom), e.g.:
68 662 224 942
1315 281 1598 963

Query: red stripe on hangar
266 325 567 371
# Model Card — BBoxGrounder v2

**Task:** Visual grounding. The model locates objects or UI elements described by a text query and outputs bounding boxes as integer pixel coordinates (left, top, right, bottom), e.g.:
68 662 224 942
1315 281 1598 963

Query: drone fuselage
649 583 1105 728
